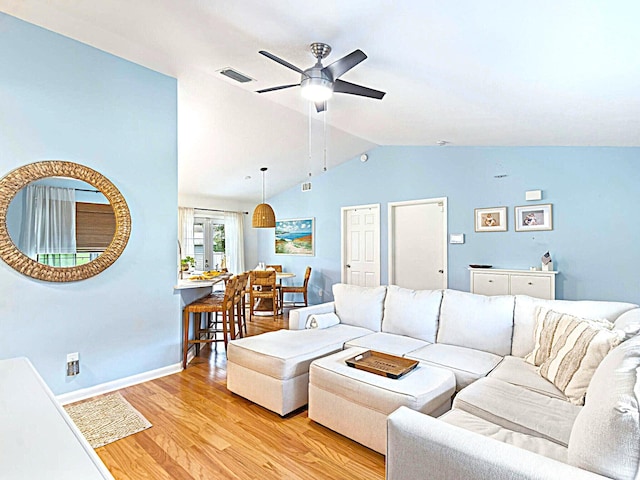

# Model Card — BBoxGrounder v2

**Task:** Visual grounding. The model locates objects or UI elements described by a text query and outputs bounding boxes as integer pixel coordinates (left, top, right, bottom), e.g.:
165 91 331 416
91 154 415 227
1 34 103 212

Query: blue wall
0 13 179 394
258 147 640 305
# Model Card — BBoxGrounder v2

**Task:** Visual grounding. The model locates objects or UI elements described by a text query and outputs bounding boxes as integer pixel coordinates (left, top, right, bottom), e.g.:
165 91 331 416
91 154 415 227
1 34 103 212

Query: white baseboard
56 361 184 405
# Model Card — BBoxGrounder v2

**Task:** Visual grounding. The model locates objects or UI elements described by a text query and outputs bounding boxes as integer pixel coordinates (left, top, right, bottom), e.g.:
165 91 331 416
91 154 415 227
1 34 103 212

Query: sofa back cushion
512 295 638 358
332 283 387 331
437 290 515 356
568 336 640 479
382 286 442 342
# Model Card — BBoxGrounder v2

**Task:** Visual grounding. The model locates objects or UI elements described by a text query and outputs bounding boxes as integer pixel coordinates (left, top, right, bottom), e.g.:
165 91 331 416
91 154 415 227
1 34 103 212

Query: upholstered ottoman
226 325 373 416
308 347 456 454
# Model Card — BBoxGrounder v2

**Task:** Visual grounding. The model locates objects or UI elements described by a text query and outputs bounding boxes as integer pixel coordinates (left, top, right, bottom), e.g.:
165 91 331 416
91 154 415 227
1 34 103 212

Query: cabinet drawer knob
528 282 533 285
488 280 493 283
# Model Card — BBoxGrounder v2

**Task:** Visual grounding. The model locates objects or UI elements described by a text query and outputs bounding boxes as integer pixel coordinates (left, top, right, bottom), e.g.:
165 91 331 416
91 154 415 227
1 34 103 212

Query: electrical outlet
66 352 80 376
318 289 323 297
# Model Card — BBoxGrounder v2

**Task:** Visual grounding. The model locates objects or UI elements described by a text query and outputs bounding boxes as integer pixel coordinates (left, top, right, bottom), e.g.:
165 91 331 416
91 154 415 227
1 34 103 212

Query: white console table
469 268 558 300
0 357 114 480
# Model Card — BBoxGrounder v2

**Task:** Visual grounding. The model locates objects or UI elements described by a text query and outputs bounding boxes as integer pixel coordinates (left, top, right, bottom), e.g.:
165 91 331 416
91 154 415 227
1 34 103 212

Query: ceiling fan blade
333 79 386 99
256 83 299 94
259 51 304 74
315 101 326 113
324 49 367 80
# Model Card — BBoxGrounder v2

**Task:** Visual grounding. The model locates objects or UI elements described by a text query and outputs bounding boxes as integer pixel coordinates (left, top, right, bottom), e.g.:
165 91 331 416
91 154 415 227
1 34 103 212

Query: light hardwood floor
94 312 386 479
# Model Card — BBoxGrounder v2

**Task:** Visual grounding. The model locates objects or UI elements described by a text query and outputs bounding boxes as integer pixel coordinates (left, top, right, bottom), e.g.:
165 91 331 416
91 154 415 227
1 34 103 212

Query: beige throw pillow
525 307 561 366
539 315 623 405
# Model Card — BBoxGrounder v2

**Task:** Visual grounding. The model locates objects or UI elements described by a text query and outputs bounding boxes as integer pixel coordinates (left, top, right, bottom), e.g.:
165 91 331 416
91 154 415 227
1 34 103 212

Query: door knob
438 270 444 274
346 264 351 268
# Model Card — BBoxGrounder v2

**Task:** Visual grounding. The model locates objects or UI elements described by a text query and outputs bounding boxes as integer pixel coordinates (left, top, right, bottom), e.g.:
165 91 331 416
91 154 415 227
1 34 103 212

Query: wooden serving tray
345 350 418 379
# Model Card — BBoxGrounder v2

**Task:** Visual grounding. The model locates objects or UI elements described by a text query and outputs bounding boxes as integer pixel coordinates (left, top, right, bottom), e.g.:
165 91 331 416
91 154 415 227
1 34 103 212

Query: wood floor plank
87 309 385 479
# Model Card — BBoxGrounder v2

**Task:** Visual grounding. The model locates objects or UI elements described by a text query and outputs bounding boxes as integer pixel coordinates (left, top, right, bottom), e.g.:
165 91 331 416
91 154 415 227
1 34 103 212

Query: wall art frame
474 206 508 232
275 217 315 256
514 204 553 231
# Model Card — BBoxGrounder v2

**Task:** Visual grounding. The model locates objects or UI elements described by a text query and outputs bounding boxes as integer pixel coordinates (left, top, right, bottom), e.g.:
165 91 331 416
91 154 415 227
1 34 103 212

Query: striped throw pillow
539 315 623 405
525 307 562 366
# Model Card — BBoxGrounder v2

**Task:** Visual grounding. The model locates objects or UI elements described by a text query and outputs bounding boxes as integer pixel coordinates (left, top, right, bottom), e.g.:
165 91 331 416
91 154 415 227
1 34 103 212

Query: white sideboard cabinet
0 357 114 480
469 268 558 300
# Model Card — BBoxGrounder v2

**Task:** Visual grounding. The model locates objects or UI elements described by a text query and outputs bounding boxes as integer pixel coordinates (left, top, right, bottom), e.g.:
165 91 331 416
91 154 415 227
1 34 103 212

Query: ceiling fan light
301 77 333 102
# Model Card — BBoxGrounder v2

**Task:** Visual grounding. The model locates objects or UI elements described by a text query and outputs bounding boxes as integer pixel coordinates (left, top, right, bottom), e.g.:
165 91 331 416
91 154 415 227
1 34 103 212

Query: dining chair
266 265 284 312
181 275 237 369
266 264 283 272
233 271 249 336
281 266 312 308
249 270 278 321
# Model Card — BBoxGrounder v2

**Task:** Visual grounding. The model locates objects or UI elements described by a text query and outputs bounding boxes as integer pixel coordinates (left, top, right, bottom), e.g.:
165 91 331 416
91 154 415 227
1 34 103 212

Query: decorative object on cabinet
541 251 553 271
275 217 315 256
514 204 553 231
474 206 507 232
0 160 131 282
469 267 558 300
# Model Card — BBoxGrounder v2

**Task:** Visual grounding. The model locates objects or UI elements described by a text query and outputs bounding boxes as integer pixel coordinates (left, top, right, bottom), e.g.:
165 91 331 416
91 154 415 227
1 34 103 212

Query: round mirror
0 161 131 282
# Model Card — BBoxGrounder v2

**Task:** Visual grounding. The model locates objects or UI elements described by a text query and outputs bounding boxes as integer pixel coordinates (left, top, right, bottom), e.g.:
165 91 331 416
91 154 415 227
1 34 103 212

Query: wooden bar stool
182 276 237 369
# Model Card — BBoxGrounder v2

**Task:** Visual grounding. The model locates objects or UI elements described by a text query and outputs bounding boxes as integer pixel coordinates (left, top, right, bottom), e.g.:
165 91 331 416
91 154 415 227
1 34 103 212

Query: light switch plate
449 233 465 244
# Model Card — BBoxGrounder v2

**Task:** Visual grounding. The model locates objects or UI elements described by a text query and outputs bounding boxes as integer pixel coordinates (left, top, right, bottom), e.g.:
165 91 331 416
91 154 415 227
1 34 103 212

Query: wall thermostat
449 233 465 244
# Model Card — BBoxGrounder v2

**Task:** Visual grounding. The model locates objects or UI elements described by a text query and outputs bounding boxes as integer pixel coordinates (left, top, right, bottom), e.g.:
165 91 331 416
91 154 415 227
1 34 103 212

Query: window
36 202 114 267
193 216 225 270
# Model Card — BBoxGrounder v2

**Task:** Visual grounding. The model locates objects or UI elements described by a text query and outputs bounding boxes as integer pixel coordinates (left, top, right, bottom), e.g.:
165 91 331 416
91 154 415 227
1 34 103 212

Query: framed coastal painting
275 217 315 256
514 204 553 231
474 207 507 232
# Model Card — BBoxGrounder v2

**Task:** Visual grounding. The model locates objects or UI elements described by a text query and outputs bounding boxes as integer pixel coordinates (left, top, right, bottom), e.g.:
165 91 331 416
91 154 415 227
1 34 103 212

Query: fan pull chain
308 102 312 178
323 109 327 172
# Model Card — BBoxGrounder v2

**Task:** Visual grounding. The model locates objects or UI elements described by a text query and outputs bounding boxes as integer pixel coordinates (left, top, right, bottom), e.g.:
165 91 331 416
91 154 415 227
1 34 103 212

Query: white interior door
388 198 447 290
341 204 380 286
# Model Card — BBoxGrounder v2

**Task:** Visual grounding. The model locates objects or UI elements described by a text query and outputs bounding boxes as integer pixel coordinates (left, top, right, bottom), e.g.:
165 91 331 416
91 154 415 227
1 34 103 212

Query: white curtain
20 185 76 259
224 211 245 274
178 206 195 260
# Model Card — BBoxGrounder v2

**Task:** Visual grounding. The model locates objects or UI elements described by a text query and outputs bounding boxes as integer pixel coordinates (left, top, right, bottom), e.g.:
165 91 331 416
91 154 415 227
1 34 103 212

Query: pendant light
252 167 276 228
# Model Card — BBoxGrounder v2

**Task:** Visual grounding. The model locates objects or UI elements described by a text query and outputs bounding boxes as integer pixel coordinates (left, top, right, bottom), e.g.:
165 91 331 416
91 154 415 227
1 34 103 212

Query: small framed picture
514 204 553 231
474 207 507 232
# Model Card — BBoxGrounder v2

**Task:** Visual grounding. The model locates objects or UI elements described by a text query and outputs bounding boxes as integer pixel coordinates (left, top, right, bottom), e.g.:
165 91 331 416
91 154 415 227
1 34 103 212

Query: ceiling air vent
218 68 254 84
301 182 312 192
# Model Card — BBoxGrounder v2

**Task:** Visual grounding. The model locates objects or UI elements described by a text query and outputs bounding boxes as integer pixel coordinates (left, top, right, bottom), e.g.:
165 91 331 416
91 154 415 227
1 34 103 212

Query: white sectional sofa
227 283 640 480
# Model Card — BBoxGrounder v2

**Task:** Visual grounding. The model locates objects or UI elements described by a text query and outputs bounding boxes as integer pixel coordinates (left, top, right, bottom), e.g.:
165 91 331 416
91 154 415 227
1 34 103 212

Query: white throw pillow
382 285 442 343
437 289 515 356
332 283 387 331
568 337 640 479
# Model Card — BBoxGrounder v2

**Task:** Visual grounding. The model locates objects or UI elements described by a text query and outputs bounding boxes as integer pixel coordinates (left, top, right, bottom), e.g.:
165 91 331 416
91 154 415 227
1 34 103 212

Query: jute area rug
64 392 152 448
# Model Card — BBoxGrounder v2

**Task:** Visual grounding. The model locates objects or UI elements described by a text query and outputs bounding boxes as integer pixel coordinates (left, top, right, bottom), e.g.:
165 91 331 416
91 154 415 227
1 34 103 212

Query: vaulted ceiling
2 1 638 202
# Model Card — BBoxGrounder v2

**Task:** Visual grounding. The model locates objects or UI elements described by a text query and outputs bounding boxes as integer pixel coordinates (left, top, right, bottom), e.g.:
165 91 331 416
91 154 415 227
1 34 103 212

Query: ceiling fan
256 42 386 112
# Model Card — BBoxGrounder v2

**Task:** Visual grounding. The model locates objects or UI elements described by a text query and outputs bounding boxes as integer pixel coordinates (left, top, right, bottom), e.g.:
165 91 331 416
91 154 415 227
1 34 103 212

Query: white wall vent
217 68 254 83
301 182 312 192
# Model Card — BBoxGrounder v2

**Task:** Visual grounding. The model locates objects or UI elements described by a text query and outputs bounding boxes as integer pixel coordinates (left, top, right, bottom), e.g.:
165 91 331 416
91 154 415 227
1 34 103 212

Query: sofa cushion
437 289 514 356
568 336 640 480
512 295 637 358
382 286 442 343
227 324 372 380
332 283 387 331
344 332 431 357
539 316 623 405
440 409 568 463
406 343 503 391
453 377 581 446
488 355 566 400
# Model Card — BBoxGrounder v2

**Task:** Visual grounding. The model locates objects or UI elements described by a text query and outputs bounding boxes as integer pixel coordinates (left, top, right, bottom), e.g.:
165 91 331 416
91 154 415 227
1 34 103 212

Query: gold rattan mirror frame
0 161 131 282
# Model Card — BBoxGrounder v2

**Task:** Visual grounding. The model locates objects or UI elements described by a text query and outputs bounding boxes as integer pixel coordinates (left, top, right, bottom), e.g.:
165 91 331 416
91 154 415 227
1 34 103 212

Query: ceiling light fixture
252 167 276 228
